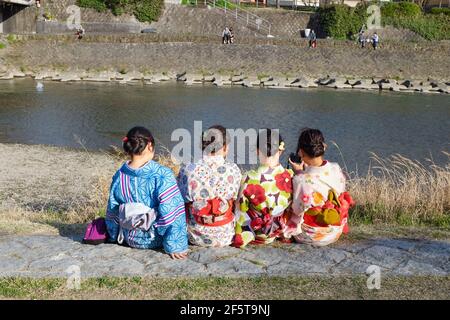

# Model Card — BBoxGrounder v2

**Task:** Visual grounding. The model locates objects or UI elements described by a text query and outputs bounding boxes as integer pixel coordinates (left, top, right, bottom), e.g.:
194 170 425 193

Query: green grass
1 276 449 299
0 43 6 50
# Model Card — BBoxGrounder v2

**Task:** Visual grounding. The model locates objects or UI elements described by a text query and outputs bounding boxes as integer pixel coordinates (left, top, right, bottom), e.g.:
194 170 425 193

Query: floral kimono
289 161 349 246
234 164 294 248
105 160 188 254
178 155 242 247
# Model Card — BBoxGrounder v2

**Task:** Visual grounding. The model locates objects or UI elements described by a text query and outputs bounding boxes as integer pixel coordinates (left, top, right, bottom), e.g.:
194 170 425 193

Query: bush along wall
317 2 450 41
77 0 164 23
316 4 367 40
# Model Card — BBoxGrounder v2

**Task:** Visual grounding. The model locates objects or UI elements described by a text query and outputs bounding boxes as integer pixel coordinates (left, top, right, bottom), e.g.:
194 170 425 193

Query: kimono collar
258 163 285 174
121 159 157 177
303 161 331 174
203 154 226 165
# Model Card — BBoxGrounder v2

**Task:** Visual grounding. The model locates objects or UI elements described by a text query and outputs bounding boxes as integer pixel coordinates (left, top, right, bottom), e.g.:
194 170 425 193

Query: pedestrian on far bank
358 30 365 48
229 27 235 44
372 32 379 50
308 29 317 48
76 27 85 40
222 27 231 44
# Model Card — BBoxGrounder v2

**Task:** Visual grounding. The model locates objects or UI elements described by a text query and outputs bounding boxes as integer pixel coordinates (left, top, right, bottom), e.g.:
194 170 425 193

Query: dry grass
348 152 450 227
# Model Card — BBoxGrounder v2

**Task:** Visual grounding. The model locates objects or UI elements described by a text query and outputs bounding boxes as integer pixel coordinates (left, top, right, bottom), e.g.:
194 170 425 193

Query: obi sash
186 198 235 227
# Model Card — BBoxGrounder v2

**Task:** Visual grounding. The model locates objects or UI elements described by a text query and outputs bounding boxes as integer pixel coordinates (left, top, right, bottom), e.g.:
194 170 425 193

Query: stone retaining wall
36 20 142 34
6 37 450 80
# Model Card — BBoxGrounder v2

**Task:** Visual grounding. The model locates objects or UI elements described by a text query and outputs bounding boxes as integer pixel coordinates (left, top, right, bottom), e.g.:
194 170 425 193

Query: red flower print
275 171 292 193
302 194 310 203
323 200 335 210
233 234 244 247
227 175 234 183
339 192 355 207
250 217 264 231
243 184 266 206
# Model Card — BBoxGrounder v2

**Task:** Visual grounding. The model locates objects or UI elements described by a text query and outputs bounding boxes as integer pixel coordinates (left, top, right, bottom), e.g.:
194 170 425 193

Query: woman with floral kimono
233 129 294 248
178 125 242 247
105 126 188 259
287 128 354 246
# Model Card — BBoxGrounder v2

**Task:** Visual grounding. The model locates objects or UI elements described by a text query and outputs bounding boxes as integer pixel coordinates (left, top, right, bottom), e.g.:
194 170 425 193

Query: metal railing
192 0 273 36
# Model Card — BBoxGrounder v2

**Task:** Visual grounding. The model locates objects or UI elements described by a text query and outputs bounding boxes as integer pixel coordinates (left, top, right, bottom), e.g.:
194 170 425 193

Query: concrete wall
150 4 316 39
10 37 450 80
0 3 36 33
36 20 142 34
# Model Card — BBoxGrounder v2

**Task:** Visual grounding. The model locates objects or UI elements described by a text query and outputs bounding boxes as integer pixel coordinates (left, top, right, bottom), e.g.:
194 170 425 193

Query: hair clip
122 136 128 143
279 141 285 151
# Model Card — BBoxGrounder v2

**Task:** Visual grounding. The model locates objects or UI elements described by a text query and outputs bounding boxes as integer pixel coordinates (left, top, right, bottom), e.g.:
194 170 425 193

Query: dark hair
202 125 229 154
123 126 155 155
296 128 325 158
257 128 284 157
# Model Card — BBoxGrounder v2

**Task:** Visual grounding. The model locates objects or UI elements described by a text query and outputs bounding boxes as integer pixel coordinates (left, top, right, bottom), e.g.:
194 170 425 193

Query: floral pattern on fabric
234 164 294 248
288 161 348 246
178 155 242 247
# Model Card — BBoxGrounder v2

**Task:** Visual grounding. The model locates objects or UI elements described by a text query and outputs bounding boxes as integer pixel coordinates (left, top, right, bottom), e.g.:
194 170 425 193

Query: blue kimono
105 160 188 254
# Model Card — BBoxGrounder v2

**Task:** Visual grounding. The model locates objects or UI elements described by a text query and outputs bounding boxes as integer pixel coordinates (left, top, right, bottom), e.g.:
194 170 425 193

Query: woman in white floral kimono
178 125 242 247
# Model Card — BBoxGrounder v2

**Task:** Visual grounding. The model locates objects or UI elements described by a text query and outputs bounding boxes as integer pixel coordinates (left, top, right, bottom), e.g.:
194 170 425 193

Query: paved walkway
0 235 448 278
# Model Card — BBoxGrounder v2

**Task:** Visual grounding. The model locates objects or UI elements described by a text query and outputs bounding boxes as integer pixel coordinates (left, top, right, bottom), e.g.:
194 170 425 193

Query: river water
0 79 449 172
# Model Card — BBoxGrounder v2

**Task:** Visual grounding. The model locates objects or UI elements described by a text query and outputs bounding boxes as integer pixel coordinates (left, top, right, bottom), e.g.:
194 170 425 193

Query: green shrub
77 0 163 22
430 7 450 16
0 43 6 49
318 2 449 41
384 13 450 40
133 0 164 23
381 2 422 19
78 0 107 12
317 4 367 39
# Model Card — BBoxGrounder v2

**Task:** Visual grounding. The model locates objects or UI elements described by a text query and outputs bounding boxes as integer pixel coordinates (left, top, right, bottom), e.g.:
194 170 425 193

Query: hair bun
122 127 155 156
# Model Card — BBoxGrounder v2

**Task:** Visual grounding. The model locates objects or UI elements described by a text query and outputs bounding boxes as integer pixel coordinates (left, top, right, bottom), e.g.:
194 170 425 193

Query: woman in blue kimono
105 126 188 259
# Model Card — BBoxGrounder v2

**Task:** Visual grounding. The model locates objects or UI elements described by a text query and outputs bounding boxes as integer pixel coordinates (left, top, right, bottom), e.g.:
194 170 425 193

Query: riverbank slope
1 34 450 82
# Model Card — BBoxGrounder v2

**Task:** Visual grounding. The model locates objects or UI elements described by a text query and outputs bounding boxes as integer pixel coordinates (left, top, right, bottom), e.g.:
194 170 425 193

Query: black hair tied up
297 128 325 158
123 126 155 155
257 128 284 157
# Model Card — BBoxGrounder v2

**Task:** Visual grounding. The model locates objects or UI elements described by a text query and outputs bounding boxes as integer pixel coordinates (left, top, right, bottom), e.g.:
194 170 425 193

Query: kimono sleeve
155 167 188 254
291 175 307 216
176 164 192 203
234 173 250 234
105 171 121 242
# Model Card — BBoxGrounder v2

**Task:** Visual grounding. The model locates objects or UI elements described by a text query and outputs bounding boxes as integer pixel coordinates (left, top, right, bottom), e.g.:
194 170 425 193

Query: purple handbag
82 217 109 245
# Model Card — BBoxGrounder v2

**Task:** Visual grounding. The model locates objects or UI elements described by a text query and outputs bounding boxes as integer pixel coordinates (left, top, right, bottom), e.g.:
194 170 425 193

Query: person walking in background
309 29 317 48
222 26 231 44
229 27 235 44
372 32 379 50
358 30 366 48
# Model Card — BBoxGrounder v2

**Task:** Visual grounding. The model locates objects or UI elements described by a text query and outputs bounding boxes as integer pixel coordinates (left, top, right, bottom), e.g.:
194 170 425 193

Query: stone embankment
1 68 448 94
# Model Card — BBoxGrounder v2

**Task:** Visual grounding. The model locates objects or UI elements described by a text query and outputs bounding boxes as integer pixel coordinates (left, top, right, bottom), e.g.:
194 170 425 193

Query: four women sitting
105 125 354 259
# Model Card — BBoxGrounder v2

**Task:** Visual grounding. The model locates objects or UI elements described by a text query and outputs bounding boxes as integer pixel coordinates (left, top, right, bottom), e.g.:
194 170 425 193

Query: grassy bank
1 276 449 299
